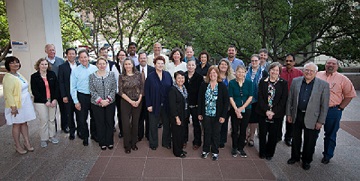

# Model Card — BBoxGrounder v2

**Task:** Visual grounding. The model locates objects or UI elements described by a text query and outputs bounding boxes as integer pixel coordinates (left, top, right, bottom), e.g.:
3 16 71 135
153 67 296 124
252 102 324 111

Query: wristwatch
337 105 344 111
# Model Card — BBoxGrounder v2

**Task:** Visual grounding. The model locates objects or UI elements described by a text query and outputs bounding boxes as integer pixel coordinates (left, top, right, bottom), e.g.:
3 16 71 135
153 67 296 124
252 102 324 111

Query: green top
228 78 253 109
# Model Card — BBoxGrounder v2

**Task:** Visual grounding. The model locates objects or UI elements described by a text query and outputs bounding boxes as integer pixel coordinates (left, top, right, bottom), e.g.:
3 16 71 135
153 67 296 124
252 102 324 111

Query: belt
77 92 90 96
189 105 198 108
329 105 339 109
298 109 306 113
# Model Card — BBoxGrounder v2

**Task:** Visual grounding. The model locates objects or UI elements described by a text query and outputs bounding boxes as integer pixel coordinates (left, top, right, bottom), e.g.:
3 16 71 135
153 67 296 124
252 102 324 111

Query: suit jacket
198 82 229 119
58 61 78 101
136 64 155 77
30 70 59 103
256 77 288 119
168 86 186 126
286 77 330 129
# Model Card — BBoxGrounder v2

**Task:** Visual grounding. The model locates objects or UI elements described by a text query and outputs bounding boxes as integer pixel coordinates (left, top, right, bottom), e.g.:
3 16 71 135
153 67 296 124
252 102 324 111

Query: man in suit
44 44 67 132
286 62 330 170
58 48 78 140
136 52 155 141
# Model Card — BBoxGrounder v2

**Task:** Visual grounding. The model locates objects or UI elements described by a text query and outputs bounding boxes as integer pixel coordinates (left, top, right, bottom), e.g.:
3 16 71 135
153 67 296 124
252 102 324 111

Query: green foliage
0 0 9 48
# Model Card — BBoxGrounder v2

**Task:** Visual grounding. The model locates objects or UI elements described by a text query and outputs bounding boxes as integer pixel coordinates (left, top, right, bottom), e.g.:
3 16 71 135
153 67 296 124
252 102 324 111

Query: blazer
198 82 229 119
58 61 79 101
136 64 155 78
145 70 173 116
31 70 59 103
256 77 288 119
168 86 187 126
286 77 330 129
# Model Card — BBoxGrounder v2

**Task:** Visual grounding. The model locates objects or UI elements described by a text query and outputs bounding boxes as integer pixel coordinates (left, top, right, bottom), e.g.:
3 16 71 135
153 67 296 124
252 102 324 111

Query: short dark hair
4 56 21 71
169 47 184 62
78 49 89 57
99 47 108 52
259 48 268 54
285 53 295 61
228 45 237 51
174 70 186 79
128 42 137 48
66 48 77 55
138 51 147 57
198 50 210 63
153 55 166 65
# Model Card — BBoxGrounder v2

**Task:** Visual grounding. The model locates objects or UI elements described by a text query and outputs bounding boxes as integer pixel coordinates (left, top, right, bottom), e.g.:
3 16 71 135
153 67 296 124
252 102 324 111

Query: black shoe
125 149 131 154
138 137 143 141
157 123 163 128
69 134 75 140
266 156 272 160
219 143 225 149
182 151 187 154
287 158 298 164
302 162 311 170
63 127 70 133
259 154 266 159
131 145 138 151
100 146 106 150
118 133 123 138
179 153 186 158
83 138 89 146
150 146 157 150
285 140 292 147
108 145 114 150
77 133 84 140
163 145 171 149
321 157 330 164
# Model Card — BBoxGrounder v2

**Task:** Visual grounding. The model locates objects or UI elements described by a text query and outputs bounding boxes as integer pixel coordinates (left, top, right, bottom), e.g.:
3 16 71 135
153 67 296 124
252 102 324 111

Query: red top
280 67 303 92
42 77 51 100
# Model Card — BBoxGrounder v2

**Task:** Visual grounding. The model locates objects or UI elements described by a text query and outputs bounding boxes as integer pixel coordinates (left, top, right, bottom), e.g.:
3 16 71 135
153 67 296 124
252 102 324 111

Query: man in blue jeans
317 58 357 164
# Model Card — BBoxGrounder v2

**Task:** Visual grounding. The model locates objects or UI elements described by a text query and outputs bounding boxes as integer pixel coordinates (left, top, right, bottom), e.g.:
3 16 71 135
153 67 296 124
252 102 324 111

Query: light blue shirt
226 57 244 72
70 63 98 104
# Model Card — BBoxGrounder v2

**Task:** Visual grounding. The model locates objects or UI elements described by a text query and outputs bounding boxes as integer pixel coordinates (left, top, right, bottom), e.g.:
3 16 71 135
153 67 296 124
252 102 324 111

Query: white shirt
166 62 187 80
139 64 148 79
129 54 139 66
69 61 77 70
46 56 56 64
106 61 120 93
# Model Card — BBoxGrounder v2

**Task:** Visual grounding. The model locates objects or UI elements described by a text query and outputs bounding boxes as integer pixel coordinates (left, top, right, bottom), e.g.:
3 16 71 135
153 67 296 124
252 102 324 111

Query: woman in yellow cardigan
3 56 36 154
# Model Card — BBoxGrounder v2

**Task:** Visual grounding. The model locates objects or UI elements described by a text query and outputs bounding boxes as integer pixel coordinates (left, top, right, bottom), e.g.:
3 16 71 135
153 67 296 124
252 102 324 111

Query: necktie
141 67 145 82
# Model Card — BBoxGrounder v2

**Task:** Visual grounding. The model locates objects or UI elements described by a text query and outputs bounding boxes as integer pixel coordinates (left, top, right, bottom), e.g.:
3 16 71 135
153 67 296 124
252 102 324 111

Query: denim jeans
323 107 342 159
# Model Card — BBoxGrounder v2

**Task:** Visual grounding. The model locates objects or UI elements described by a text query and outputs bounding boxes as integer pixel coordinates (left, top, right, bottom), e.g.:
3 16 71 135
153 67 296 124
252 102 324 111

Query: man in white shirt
147 42 170 69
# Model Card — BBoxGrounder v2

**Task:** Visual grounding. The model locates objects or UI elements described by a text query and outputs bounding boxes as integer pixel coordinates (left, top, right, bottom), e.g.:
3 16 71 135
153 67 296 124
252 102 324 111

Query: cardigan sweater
198 82 229 119
30 70 59 103
3 72 29 108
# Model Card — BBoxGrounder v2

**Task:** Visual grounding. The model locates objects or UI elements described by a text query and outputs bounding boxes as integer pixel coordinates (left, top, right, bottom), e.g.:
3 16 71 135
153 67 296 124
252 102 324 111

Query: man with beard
279 54 303 146
259 49 270 72
226 45 244 72
317 58 356 164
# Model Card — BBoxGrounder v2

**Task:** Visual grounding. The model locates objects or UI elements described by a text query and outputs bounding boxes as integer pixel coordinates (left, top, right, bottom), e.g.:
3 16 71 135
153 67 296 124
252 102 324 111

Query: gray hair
304 62 318 71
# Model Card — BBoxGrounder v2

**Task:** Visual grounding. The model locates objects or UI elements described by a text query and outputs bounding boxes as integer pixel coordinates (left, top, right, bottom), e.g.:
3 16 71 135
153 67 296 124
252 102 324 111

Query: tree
0 0 10 61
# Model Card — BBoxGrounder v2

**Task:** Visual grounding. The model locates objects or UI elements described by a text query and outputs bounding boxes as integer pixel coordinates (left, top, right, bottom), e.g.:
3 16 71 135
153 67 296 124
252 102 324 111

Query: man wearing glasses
286 62 329 170
279 54 303 146
317 58 356 164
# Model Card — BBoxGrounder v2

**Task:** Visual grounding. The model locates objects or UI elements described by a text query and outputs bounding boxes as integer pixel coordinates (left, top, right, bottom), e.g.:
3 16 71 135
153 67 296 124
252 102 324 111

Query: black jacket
184 71 203 106
168 86 187 126
256 77 288 119
58 61 78 101
198 82 229 119
31 70 59 103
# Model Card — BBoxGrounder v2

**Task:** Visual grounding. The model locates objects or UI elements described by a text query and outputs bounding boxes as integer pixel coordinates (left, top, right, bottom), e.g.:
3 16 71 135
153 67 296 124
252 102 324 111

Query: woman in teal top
229 65 253 158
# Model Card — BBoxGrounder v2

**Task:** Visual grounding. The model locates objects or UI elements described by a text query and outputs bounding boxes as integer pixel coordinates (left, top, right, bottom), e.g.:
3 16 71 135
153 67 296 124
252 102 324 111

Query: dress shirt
139 65 148 79
280 67 303 91
46 56 55 64
69 61 77 70
129 54 139 66
226 57 244 72
298 78 314 111
70 63 98 104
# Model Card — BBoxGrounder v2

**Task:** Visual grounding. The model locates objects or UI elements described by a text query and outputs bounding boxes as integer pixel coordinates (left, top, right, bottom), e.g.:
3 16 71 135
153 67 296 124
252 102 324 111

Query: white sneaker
41 141 48 148
49 137 59 144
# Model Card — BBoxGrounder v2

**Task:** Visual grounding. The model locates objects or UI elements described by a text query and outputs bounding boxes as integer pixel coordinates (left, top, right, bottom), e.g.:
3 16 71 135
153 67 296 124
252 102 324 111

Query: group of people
3 43 356 171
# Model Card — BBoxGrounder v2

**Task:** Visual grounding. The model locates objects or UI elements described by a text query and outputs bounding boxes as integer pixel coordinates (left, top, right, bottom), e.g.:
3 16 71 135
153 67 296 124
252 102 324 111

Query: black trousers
278 117 293 141
258 116 281 157
220 110 230 145
148 106 171 148
291 110 320 164
58 94 68 131
64 99 76 135
184 106 202 146
91 103 115 147
202 116 221 154
230 109 250 150
138 96 149 140
115 94 123 135
75 92 91 139
89 107 96 139
172 123 185 157
121 99 141 150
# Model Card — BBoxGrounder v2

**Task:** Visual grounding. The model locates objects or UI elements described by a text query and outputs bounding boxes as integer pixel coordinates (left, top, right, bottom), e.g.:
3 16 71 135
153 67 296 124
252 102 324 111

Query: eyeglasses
304 69 316 73
9 62 20 64
285 60 294 62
